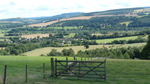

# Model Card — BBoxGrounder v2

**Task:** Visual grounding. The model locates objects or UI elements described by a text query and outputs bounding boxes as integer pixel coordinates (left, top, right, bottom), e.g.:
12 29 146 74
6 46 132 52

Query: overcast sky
0 0 150 19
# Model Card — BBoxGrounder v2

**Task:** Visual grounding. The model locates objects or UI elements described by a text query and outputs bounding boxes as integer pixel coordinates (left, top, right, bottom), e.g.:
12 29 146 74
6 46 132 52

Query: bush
40 54 46 56
47 49 63 56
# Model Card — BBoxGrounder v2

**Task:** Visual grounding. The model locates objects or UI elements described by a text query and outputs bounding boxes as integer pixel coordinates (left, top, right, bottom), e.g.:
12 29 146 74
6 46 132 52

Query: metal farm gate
54 58 107 81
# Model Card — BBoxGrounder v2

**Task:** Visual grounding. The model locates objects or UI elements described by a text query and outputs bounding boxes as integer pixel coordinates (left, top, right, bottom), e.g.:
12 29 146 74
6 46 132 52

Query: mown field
22 43 146 56
95 36 146 44
0 56 150 84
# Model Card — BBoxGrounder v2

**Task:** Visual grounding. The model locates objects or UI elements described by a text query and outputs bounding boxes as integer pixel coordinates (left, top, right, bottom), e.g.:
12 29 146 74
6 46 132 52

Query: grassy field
0 56 80 84
0 34 17 41
22 45 112 56
95 36 141 44
22 43 146 56
64 33 75 37
0 30 5 34
120 21 133 26
0 56 150 84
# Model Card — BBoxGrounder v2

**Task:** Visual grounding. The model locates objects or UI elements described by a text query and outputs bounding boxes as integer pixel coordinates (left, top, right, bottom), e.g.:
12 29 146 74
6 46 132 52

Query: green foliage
84 44 89 49
62 48 75 56
140 35 150 59
124 52 130 59
128 16 150 27
47 49 62 56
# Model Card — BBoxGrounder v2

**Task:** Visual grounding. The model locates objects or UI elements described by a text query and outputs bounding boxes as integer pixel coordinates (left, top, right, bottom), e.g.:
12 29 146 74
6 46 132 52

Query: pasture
0 30 5 34
0 56 80 84
95 36 141 43
0 56 150 84
22 43 146 56
64 33 75 37
0 34 15 41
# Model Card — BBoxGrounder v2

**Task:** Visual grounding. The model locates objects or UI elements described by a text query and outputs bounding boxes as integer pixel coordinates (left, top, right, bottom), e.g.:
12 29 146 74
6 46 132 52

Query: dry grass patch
91 33 112 36
21 34 49 39
28 20 59 27
0 47 5 50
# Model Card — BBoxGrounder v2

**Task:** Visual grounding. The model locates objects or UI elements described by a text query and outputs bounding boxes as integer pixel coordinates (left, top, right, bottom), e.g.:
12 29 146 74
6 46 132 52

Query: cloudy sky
0 0 150 19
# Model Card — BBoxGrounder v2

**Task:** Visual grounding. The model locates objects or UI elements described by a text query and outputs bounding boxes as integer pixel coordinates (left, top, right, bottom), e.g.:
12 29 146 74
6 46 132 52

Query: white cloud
0 0 150 19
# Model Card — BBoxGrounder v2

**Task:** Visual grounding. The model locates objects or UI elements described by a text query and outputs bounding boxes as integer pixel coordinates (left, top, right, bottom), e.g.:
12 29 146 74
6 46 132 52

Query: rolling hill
0 17 38 23
27 7 150 27
29 12 83 22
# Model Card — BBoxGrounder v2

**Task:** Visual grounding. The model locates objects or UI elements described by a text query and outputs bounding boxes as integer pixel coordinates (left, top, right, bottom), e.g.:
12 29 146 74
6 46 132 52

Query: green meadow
64 33 75 37
0 56 150 84
95 36 143 44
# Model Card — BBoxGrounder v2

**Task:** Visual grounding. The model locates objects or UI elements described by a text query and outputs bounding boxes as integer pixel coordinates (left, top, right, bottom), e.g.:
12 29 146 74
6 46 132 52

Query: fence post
66 57 68 72
43 63 45 79
55 58 57 77
104 59 107 81
3 65 7 84
25 65 28 83
66 57 68 66
74 57 75 61
79 62 81 79
51 58 54 77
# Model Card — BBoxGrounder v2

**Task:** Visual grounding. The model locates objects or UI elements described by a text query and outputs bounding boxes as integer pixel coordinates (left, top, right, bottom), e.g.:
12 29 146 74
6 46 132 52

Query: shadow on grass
62 78 106 82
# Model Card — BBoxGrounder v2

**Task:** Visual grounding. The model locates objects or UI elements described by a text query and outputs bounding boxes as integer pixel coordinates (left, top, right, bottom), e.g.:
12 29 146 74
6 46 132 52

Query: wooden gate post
43 63 45 79
66 57 68 72
104 59 107 81
55 58 58 77
3 65 7 84
25 65 28 83
51 58 54 77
